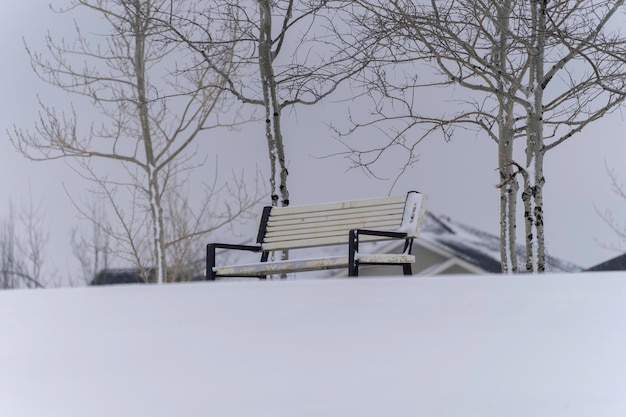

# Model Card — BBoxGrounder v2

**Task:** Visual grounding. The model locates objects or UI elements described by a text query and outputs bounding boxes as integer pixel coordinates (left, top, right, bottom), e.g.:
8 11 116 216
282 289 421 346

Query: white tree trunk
258 0 290 210
494 0 519 273
524 0 547 273
258 0 290 267
134 1 166 284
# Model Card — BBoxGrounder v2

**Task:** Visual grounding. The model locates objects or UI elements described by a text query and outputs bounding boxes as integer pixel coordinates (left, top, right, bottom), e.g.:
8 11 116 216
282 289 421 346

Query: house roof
91 269 145 285
586 253 626 272
416 212 581 273
326 212 580 277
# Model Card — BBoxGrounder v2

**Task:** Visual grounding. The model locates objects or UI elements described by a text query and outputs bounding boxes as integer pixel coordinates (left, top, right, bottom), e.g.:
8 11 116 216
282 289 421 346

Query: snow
396 191 427 236
3 273 626 416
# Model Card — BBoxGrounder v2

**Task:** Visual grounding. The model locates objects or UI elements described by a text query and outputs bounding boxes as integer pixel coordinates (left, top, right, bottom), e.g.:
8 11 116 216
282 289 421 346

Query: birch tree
340 0 626 272
167 0 374 208
11 0 262 284
161 0 374 271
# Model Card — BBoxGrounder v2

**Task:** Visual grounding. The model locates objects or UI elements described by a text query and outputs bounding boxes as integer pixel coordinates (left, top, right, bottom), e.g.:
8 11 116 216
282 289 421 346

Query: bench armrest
350 229 408 239
348 229 412 277
206 243 262 280
207 243 262 252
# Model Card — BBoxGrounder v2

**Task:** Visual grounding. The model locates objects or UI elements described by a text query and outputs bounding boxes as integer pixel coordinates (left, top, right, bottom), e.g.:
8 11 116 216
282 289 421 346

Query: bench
205 191 428 279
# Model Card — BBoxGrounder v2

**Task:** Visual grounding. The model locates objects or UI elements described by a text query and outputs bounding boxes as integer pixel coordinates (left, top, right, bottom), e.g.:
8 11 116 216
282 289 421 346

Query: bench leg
206 244 217 281
402 238 414 276
259 252 269 280
349 230 359 277
349 263 359 277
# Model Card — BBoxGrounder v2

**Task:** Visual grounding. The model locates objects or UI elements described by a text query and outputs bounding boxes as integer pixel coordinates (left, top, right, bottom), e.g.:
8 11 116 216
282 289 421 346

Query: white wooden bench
205 191 428 279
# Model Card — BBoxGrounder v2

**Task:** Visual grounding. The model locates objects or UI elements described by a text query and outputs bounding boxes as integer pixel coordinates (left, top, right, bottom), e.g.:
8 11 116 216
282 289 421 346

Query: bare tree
70 198 111 285
11 0 263 284
166 1 374 204
17 195 49 287
338 0 626 272
596 164 626 253
0 200 47 289
160 0 375 270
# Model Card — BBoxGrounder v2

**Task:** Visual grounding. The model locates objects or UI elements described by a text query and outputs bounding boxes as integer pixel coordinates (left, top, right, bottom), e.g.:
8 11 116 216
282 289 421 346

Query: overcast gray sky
2 1 626 282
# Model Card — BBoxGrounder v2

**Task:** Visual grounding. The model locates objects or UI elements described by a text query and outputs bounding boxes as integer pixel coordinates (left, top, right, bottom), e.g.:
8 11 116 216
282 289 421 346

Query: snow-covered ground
2 273 626 417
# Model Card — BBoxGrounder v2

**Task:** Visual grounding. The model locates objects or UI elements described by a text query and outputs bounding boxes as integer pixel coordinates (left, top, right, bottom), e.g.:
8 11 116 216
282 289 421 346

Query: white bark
257 0 290 209
169 0 372 211
494 0 518 273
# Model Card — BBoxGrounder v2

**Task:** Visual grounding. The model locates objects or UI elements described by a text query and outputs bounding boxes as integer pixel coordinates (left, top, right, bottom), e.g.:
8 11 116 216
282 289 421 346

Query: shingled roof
586 253 626 272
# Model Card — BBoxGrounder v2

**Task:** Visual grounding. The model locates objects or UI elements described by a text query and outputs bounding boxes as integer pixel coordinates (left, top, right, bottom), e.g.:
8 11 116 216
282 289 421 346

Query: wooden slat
266 215 401 234
357 253 415 264
270 203 406 221
215 256 350 276
265 220 400 236
266 208 404 237
261 232 399 251
268 195 407 216
264 227 389 244
270 206 403 221
265 219 400 237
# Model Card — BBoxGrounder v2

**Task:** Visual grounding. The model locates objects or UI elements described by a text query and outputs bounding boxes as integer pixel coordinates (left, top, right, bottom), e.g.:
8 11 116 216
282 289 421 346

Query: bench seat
214 253 416 277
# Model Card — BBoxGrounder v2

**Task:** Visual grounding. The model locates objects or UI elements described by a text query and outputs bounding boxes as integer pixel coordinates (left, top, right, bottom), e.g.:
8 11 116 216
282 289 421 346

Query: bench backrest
256 191 428 251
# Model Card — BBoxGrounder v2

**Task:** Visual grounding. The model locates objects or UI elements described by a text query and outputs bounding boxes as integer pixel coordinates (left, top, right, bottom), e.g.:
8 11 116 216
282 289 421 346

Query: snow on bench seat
214 254 417 277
